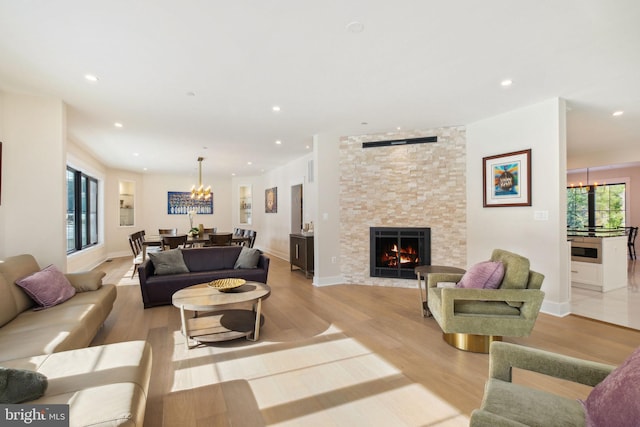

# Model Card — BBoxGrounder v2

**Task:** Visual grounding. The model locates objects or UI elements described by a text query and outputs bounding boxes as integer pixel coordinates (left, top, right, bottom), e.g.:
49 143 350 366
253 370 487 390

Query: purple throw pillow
581 346 640 427
16 264 76 310
456 261 504 289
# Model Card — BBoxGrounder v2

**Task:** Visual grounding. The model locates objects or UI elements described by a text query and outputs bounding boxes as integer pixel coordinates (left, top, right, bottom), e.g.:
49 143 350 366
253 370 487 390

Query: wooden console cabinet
290 233 314 278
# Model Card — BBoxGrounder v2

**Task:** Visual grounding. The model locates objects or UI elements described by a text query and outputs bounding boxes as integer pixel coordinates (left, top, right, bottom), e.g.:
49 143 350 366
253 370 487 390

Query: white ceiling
1 1 638 177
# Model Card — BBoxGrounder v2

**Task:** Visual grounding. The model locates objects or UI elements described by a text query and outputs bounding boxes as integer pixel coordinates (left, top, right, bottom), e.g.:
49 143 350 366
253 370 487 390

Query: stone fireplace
370 227 431 279
339 126 466 288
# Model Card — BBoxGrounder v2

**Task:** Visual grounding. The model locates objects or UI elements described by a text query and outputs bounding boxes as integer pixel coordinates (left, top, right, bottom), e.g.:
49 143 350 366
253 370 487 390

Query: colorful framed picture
167 191 213 214
265 187 277 213
483 149 531 207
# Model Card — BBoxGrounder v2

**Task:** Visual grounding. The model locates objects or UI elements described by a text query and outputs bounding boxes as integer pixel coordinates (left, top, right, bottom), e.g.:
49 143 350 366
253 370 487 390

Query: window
67 166 99 253
567 183 625 229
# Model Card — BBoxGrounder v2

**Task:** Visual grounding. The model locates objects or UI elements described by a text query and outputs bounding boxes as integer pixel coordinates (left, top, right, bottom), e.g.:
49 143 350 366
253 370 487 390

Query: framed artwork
483 149 531 207
167 191 213 214
265 187 277 213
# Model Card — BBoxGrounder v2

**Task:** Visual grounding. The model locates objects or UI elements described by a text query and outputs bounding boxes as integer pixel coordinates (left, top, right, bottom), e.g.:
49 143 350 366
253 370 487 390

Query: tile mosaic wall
339 127 467 287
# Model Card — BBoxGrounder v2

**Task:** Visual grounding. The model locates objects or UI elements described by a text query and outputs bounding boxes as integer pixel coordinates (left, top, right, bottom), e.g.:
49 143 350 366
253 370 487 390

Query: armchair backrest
490 249 531 290
527 270 545 290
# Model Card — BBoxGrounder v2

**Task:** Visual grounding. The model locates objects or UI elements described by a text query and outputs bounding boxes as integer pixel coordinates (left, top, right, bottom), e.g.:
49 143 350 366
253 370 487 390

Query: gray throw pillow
149 249 189 275
0 367 48 403
234 247 261 269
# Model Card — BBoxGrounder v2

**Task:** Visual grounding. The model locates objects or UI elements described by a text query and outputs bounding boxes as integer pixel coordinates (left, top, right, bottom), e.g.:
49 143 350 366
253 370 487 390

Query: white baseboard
313 275 345 287
540 300 571 317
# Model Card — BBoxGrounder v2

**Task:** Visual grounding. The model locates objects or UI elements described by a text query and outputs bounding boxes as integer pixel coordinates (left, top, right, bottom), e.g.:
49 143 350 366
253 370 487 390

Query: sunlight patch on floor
168 325 468 426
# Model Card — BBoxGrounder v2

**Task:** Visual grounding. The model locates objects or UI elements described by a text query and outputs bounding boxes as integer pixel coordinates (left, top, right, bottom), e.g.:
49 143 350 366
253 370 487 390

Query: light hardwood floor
91 255 640 426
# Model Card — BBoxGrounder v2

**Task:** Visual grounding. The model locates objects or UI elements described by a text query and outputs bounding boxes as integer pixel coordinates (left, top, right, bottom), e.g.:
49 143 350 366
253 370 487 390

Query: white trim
541 300 571 317
313 275 345 287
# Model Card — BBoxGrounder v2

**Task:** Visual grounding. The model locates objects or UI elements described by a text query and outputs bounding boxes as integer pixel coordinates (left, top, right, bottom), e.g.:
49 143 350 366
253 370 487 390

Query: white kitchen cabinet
571 236 627 292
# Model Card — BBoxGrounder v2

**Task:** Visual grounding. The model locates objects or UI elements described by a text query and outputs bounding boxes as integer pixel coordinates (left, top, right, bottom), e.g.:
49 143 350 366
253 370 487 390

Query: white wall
314 133 342 285
466 98 569 316
139 172 233 239
232 152 314 260
0 92 67 269
103 167 143 259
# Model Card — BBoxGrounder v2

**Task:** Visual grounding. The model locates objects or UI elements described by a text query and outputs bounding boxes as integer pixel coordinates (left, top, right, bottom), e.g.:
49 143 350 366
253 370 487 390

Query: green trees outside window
567 183 625 229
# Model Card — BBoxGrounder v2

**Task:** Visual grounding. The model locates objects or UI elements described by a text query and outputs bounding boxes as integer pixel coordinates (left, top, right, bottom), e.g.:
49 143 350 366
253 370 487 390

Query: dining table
141 232 250 261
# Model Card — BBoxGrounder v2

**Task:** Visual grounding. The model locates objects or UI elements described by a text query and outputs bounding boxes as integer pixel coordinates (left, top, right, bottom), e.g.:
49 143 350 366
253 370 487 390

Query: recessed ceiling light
133 152 139 157
501 79 513 87
275 140 282 145
272 106 281 112
396 126 402 130
247 161 252 165
346 21 365 33
613 110 624 116
231 173 236 176
114 122 123 128
84 74 99 83
143 168 148 171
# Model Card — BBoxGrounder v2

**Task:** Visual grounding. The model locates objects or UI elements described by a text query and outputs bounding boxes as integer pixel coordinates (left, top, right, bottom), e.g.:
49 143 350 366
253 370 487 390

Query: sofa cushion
1 341 152 427
0 367 48 403
234 247 261 269
0 274 19 328
65 270 105 292
149 249 189 275
581 345 640 427
0 285 117 362
182 246 243 272
0 254 40 313
16 265 76 310
456 261 504 289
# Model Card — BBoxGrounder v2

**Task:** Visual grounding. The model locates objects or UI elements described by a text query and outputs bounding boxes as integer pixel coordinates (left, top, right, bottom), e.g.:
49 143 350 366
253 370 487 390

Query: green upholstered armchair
427 249 545 352
470 341 615 426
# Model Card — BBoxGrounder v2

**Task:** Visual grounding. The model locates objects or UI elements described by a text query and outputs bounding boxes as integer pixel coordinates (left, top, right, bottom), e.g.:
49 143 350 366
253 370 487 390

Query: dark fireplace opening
370 227 431 279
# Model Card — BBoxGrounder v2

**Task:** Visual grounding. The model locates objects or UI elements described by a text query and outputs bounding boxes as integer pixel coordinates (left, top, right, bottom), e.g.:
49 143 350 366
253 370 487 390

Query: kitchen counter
567 228 626 238
571 235 627 292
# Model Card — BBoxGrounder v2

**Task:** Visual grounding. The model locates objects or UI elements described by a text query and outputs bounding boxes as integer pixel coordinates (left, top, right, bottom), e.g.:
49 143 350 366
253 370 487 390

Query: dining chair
247 230 257 248
162 234 187 250
628 226 638 260
158 228 178 235
128 231 144 278
208 233 232 246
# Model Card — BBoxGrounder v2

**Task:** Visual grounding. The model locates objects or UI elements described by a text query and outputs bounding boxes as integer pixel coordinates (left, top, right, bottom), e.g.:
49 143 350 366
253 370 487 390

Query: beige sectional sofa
0 254 117 362
0 254 152 427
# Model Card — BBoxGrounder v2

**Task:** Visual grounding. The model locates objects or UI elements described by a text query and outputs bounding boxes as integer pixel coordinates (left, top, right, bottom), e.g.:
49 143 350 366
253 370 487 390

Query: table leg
417 273 430 317
417 273 423 317
179 305 192 349
248 298 262 342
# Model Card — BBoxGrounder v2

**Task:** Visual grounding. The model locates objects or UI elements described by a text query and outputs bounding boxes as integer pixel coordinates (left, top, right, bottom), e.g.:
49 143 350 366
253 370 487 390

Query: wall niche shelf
239 185 252 225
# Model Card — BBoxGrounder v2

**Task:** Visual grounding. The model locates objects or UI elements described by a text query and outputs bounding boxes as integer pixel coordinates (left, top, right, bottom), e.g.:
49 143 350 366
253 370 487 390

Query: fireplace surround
370 227 431 279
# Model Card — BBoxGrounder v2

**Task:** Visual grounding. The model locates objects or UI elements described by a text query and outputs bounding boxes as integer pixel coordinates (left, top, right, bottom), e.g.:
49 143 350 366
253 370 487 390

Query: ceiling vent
362 136 437 148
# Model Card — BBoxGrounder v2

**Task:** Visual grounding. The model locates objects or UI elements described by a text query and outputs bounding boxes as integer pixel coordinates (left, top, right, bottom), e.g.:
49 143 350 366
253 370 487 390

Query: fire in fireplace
370 227 431 279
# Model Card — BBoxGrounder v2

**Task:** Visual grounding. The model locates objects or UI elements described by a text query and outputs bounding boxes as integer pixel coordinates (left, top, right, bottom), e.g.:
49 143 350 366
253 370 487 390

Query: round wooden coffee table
172 281 271 349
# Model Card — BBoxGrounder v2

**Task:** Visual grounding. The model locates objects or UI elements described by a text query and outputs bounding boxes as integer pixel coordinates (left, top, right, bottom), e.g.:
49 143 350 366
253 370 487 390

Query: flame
381 243 419 267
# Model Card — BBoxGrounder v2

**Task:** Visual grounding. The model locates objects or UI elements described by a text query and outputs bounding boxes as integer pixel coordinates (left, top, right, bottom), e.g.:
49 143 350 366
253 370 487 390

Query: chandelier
578 168 598 192
191 157 211 200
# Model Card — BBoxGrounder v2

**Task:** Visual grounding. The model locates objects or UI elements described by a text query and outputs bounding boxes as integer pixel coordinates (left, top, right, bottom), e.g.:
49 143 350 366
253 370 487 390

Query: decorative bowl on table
207 278 246 292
